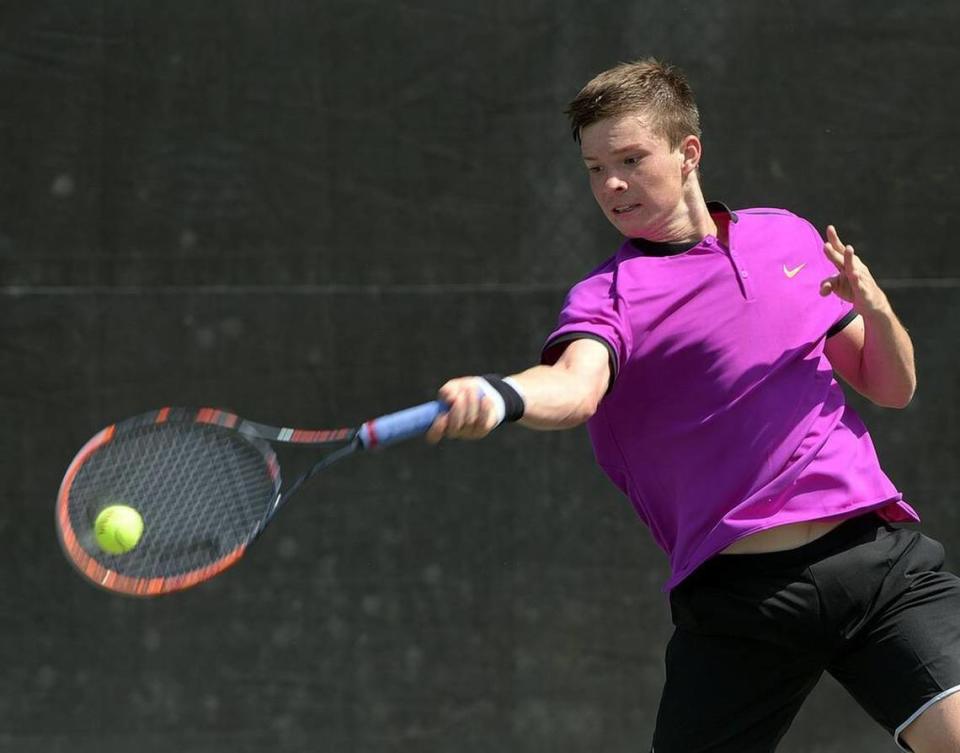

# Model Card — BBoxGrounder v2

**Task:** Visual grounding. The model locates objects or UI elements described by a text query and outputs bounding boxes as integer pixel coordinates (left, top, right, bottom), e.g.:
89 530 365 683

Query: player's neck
683 174 718 240
656 181 717 245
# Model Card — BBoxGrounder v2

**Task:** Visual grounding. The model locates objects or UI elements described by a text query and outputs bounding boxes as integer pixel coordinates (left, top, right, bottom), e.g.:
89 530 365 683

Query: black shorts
652 513 960 752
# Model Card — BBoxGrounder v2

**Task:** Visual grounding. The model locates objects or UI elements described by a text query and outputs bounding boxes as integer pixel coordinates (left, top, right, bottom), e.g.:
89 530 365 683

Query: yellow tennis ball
94 505 144 555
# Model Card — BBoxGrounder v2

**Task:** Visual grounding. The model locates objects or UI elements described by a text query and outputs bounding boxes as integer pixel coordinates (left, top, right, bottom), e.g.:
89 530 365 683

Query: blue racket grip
358 400 448 449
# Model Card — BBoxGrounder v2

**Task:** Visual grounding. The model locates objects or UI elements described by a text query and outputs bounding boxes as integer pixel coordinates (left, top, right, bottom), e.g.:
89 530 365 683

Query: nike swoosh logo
783 263 806 278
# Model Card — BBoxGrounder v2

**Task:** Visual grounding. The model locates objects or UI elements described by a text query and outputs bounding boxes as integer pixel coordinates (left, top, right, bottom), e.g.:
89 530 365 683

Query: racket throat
253 437 362 538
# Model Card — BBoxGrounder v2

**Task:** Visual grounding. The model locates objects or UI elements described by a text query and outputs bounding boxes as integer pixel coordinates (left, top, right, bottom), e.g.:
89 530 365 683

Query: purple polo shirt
542 205 918 591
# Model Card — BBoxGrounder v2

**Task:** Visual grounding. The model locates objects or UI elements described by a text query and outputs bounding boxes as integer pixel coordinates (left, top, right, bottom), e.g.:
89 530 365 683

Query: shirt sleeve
826 309 859 338
540 260 630 386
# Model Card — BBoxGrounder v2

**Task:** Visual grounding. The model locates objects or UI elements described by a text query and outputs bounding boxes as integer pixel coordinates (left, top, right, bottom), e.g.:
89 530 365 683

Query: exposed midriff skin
719 518 847 555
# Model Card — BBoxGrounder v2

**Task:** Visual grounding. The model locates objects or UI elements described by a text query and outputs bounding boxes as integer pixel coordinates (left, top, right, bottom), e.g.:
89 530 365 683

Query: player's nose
604 175 628 193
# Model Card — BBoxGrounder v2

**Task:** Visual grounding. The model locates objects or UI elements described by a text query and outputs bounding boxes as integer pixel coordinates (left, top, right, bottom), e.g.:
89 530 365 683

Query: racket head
56 408 281 596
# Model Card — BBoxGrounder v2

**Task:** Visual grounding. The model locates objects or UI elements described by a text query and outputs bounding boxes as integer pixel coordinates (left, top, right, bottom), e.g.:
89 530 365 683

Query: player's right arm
426 338 611 442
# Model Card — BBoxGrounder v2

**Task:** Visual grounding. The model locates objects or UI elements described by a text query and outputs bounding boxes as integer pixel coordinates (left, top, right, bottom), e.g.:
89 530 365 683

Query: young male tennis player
427 59 960 752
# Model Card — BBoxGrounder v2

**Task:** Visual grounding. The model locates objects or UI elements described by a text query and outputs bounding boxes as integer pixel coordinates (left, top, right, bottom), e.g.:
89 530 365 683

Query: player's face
580 113 695 240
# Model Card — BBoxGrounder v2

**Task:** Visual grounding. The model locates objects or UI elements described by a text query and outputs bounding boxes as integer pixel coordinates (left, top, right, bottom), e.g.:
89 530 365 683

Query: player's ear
680 134 702 176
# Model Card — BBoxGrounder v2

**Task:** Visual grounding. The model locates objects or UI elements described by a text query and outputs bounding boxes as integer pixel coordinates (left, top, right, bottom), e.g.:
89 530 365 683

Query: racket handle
358 401 448 449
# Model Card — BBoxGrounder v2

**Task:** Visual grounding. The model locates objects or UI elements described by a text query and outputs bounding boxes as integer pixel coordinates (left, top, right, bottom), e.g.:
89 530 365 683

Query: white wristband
474 377 506 426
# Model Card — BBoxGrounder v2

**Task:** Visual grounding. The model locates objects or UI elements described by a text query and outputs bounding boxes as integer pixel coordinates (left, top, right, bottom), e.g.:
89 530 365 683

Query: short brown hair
565 58 701 148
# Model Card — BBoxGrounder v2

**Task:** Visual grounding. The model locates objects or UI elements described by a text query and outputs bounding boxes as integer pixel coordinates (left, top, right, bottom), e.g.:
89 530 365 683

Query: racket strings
67 422 276 578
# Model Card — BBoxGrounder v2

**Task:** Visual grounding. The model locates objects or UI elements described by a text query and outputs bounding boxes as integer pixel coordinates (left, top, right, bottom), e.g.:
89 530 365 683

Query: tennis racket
56 401 445 597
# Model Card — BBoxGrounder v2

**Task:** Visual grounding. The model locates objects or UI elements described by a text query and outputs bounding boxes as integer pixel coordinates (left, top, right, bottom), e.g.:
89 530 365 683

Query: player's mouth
612 203 641 215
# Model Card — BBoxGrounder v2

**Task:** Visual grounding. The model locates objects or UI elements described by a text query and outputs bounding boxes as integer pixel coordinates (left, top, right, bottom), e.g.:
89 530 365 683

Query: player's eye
586 165 602 173
624 155 642 165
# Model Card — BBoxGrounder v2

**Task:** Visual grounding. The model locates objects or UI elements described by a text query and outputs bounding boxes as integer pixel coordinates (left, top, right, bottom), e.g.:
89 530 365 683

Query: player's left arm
820 225 916 409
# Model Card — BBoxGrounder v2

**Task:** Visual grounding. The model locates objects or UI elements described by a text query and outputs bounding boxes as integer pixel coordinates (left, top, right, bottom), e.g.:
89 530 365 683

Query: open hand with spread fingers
820 225 890 317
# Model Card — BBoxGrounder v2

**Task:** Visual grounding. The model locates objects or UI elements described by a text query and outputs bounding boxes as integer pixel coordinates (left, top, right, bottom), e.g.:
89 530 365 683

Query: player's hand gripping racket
56 402 445 596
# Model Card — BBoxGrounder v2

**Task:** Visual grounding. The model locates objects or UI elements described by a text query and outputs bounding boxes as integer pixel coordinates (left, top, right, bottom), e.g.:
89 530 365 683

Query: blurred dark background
2 1 958 751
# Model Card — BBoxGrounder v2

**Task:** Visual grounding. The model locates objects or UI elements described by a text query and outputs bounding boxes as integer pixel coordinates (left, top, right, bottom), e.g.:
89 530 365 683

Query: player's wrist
478 374 526 425
858 293 893 321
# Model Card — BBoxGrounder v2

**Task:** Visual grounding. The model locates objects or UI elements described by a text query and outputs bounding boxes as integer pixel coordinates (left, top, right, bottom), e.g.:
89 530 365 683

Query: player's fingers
823 226 843 268
425 413 449 444
826 224 844 250
463 395 495 438
822 241 843 270
823 242 841 271
436 378 501 439
844 244 856 276
470 396 502 439
437 378 470 406
436 378 478 435
820 275 839 297
480 395 500 432
444 390 468 435
463 386 480 429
